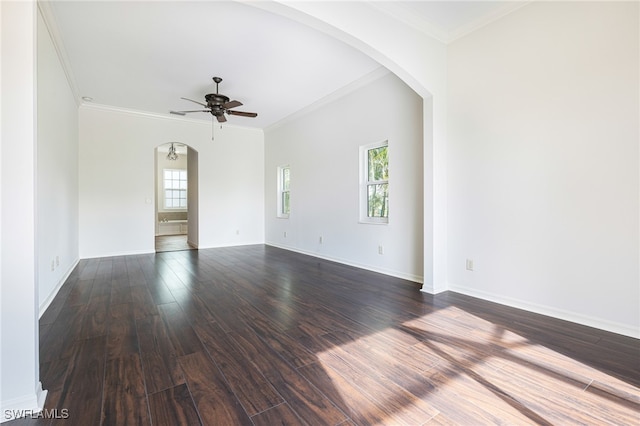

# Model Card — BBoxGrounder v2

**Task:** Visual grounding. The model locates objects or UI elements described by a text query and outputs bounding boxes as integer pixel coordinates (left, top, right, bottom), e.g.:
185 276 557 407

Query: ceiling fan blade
227 110 258 118
171 109 210 115
180 97 207 107
223 100 243 109
216 114 227 123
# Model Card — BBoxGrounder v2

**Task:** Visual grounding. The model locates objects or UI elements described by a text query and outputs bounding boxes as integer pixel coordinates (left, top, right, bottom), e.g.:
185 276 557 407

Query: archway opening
154 142 199 252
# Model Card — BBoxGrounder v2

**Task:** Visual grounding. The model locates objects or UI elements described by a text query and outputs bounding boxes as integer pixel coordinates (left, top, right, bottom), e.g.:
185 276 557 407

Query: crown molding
367 1 532 45
367 2 450 43
37 1 82 106
265 66 390 133
447 1 532 43
79 102 261 131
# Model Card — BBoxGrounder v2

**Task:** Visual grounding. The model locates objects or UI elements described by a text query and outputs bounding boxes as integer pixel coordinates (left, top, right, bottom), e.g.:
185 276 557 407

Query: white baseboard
266 242 423 284
39 259 79 318
0 382 47 423
448 282 640 339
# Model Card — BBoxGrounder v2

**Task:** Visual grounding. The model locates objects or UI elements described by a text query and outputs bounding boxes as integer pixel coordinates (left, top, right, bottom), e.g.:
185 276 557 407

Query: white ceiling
45 1 526 130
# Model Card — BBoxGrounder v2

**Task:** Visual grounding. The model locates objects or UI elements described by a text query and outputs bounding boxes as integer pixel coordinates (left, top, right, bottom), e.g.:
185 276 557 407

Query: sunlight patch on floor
314 306 640 425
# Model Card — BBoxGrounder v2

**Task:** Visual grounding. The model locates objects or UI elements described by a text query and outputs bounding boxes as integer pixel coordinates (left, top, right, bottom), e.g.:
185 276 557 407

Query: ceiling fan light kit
170 76 258 124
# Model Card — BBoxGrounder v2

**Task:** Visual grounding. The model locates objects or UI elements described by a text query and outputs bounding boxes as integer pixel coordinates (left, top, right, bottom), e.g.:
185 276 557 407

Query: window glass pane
282 192 290 215
367 146 388 181
164 170 187 209
367 183 389 218
282 168 290 191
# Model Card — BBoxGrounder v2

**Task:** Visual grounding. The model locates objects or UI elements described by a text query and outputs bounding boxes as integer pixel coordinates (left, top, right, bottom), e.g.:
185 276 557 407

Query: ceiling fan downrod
213 76 222 94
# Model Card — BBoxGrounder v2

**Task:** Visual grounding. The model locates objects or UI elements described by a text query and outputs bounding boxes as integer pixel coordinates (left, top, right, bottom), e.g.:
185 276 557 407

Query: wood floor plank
110 284 132 305
148 384 201 426
228 327 347 425
157 302 203 356
169 288 217 326
250 403 306 426
299 361 404 425
247 314 318 369
483 360 640 425
49 337 106 426
312 340 439 425
79 294 109 339
136 315 184 394
63 279 94 307
102 355 150 425
192 322 284 416
40 304 87 362
130 286 159 320
106 303 139 360
421 367 545 425
178 351 253 425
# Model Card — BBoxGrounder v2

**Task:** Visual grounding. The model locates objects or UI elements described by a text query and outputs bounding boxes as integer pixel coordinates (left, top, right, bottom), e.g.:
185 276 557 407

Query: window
277 166 290 218
360 141 388 223
164 169 187 209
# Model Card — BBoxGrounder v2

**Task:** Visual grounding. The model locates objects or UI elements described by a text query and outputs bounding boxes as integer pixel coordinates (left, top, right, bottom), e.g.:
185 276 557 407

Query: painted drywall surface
79 107 264 258
265 72 424 282
254 1 446 292
187 147 199 248
447 2 639 336
0 1 46 420
37 10 79 313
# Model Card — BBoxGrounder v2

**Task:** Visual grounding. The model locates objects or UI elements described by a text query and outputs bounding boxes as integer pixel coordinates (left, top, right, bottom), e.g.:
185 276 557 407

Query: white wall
254 1 447 292
79 106 264 258
37 10 79 314
447 1 639 337
265 72 424 282
187 146 199 247
0 1 47 421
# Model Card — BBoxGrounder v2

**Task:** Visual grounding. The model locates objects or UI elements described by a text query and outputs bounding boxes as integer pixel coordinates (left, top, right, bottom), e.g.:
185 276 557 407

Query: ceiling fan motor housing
171 77 256 121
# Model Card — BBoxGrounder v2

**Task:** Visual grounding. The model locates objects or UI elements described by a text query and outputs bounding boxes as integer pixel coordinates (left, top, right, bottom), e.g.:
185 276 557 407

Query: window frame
359 141 389 224
163 168 188 210
277 165 290 218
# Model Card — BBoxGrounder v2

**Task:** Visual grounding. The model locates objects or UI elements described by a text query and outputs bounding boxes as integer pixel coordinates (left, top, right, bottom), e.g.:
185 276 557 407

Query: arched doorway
154 142 199 252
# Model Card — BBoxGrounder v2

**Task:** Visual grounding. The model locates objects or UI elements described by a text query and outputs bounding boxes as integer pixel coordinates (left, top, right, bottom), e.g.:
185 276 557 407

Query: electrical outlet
284 231 287 238
378 245 384 255
319 236 323 244
466 259 474 271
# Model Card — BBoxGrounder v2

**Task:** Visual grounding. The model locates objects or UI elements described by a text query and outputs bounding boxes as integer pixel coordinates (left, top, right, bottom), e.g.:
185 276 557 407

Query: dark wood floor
8 245 639 425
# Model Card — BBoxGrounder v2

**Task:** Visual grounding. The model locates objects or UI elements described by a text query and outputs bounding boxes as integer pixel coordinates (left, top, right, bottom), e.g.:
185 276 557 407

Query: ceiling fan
170 77 258 123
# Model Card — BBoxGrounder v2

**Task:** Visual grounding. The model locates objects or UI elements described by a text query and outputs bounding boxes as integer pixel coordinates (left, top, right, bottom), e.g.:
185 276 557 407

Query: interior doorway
154 143 199 252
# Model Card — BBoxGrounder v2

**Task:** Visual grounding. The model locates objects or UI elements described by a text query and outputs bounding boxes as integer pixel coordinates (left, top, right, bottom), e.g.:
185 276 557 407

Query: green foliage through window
279 166 290 216
366 145 388 219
